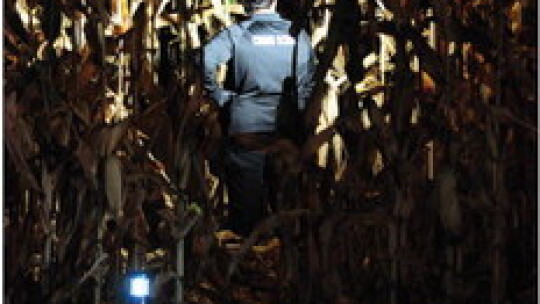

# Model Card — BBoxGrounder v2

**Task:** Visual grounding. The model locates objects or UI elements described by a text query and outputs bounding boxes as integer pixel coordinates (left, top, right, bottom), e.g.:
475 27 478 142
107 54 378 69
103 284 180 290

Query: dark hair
242 0 275 9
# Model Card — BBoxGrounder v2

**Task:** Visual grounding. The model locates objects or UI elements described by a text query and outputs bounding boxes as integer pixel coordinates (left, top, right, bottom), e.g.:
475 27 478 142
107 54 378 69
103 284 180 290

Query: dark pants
223 142 267 237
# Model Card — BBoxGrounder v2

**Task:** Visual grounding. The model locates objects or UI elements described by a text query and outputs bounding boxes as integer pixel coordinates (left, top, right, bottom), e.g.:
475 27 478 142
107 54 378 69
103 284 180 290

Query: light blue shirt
203 13 316 134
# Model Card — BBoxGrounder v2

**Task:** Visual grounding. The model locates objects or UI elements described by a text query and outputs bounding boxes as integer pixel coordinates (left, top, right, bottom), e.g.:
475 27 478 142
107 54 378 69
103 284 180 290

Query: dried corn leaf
104 155 123 219
75 138 99 186
434 168 462 238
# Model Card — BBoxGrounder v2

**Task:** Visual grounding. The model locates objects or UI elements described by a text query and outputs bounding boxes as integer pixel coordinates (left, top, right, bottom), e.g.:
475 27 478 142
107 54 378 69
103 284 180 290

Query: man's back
203 12 315 134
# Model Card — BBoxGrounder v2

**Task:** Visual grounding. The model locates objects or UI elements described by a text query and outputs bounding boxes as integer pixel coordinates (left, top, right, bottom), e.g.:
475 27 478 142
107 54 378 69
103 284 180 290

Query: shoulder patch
252 35 276 45
251 34 296 46
276 35 295 45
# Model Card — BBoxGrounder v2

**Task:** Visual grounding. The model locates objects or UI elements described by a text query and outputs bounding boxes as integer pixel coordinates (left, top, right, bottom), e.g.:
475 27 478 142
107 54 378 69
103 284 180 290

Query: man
202 0 316 236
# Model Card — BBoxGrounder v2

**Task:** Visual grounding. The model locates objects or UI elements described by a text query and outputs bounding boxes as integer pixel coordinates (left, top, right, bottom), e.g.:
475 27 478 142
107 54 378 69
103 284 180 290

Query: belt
229 132 279 151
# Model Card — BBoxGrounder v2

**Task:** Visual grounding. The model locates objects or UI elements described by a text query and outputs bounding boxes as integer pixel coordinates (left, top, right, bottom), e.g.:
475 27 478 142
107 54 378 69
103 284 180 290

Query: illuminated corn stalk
356 53 380 131
429 4 455 302
311 0 331 48
409 20 420 125
316 46 348 181
156 0 172 16
111 0 132 35
426 7 435 181
309 0 345 180
373 3 398 304
376 0 394 98
175 4 190 303
211 0 233 26
73 12 87 53
368 1 394 177
378 31 393 106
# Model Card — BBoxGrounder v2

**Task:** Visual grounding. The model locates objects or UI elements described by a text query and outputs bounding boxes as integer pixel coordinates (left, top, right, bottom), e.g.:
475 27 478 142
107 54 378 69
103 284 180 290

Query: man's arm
202 29 236 107
296 30 316 111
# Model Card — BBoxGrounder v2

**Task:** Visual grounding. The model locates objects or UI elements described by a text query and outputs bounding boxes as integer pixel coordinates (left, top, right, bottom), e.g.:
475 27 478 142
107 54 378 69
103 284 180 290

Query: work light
127 272 150 303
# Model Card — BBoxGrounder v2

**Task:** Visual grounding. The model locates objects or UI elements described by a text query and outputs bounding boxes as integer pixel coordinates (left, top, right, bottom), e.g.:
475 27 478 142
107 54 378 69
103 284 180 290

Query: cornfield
3 0 537 303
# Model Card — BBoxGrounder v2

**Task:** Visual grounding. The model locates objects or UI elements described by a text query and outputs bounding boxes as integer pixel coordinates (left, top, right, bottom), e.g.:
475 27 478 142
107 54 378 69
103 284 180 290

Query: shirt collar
251 12 282 21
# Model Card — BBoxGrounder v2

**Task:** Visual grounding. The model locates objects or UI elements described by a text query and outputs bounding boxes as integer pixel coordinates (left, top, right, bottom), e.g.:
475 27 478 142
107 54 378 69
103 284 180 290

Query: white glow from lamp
129 274 150 298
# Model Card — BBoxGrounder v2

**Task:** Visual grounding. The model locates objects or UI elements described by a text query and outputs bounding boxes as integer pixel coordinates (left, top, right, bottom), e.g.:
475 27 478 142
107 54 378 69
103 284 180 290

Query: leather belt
229 132 278 151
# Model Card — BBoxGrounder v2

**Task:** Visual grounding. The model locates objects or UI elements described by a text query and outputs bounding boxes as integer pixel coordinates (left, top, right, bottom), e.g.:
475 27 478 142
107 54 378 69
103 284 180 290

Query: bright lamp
129 273 150 298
